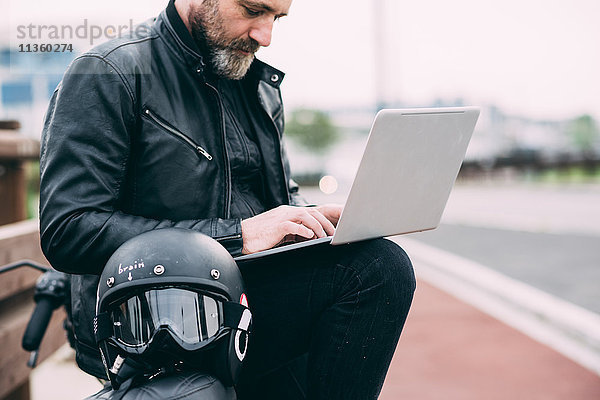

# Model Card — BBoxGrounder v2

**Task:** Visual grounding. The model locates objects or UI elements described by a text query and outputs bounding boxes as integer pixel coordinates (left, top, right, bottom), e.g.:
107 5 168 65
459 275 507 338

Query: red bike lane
380 280 600 399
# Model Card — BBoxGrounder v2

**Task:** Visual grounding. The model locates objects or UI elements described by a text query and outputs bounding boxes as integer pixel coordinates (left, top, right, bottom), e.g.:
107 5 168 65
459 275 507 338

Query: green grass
26 161 40 220
535 166 600 184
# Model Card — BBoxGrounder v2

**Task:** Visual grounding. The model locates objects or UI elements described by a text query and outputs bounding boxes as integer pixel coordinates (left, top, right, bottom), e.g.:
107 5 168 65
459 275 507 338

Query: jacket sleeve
39 55 243 275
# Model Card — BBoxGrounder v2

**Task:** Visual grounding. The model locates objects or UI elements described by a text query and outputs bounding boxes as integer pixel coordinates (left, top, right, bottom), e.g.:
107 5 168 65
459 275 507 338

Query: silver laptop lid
331 106 480 245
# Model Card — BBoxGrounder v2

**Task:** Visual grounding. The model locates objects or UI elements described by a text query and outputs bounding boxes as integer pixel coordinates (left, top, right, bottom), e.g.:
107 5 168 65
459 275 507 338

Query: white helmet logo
234 309 252 361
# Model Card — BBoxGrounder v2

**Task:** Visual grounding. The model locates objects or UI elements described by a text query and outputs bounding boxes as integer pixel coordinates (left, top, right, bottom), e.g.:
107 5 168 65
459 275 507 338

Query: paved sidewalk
380 280 600 399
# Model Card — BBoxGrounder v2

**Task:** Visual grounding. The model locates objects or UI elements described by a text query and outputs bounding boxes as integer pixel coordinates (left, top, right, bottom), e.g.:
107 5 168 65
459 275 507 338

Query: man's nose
249 19 273 47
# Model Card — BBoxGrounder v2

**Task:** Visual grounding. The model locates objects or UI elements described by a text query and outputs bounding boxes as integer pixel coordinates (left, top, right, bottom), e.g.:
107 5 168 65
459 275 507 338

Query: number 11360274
18 43 73 52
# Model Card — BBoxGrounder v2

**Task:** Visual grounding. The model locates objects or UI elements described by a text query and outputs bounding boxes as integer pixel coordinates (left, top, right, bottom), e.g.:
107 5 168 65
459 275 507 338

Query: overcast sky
5 0 600 121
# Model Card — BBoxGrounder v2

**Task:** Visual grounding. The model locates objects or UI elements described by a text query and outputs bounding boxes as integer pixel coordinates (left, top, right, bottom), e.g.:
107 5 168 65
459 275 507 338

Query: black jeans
235 238 416 399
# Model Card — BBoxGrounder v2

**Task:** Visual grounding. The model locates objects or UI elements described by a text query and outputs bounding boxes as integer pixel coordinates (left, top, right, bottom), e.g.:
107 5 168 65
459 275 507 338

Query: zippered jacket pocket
142 107 213 160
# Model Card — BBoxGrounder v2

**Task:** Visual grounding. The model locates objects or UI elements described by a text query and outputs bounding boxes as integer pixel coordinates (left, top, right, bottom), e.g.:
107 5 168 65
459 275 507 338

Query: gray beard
189 0 257 80
210 47 254 80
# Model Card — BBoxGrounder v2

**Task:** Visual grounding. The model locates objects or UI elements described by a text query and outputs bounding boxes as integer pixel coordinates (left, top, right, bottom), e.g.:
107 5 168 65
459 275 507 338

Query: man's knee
373 238 415 294
344 238 416 302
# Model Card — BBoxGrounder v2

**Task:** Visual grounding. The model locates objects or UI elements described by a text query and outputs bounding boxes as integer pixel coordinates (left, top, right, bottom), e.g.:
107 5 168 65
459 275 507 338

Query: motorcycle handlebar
22 296 57 352
21 269 69 355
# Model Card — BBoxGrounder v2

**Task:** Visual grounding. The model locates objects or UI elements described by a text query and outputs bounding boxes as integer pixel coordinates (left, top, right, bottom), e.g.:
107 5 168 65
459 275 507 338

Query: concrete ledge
0 131 40 160
0 220 47 302
390 236 600 376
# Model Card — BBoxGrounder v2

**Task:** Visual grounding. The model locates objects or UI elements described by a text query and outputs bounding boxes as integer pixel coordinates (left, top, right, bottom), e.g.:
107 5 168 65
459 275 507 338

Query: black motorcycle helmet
94 228 251 389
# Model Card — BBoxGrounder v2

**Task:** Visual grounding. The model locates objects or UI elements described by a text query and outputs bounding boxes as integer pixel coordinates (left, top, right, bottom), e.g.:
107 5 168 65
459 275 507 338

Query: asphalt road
412 223 600 314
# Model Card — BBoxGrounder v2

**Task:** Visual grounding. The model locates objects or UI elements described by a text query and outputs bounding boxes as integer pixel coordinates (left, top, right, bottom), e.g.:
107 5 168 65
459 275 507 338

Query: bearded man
39 0 416 398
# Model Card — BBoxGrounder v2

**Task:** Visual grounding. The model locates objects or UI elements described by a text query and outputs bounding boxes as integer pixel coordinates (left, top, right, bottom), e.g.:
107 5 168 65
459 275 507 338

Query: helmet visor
110 288 223 347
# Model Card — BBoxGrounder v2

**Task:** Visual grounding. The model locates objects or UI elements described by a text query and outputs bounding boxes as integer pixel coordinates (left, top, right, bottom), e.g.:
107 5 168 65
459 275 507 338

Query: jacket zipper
204 82 232 218
216 233 242 242
142 108 213 161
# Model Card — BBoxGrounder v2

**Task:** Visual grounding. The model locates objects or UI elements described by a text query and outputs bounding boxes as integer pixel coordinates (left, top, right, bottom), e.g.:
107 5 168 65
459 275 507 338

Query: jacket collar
248 59 285 89
166 0 202 55
159 0 284 88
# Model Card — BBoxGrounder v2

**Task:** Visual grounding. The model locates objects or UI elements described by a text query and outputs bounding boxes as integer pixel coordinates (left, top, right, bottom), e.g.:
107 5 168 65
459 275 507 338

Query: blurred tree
566 114 599 175
285 108 339 153
567 114 599 157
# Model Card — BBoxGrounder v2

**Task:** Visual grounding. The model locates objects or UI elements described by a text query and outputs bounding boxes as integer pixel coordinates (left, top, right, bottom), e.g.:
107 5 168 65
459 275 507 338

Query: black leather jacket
39 6 301 378
40 9 302 273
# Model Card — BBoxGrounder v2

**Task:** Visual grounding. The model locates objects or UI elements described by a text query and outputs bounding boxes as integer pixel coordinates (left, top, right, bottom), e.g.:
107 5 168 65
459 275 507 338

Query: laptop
234 106 480 262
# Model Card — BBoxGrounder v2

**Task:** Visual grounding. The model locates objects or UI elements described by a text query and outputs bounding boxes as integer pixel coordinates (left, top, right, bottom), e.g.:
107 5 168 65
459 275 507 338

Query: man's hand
313 204 342 227
241 204 343 254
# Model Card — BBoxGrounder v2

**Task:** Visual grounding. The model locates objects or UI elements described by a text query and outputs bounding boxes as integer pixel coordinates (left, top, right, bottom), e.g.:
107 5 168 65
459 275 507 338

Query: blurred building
0 47 75 137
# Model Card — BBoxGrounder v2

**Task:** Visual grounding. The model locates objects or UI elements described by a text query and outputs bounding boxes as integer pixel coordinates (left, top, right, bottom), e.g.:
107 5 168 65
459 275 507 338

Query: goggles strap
223 302 251 332
94 312 114 343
